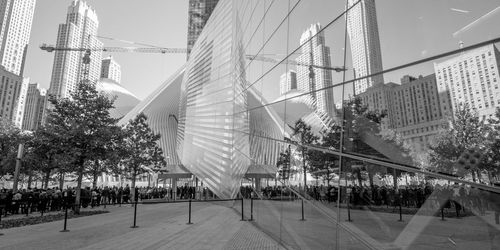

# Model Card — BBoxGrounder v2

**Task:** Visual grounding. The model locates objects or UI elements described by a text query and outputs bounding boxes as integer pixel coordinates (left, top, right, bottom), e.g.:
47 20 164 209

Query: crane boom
40 44 187 54
246 54 347 72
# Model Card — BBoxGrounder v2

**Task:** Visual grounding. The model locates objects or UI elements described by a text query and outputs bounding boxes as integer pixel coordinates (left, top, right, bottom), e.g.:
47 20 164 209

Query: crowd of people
256 183 500 221
0 184 224 217
1 183 498 224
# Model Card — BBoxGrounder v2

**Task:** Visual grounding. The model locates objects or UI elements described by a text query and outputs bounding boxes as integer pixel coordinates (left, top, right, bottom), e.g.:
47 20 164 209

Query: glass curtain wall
186 0 500 248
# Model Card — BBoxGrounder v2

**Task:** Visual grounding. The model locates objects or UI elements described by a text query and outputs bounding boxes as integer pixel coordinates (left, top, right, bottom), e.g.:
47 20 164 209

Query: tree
429 105 488 182
85 124 124 188
0 118 22 175
484 107 500 183
290 119 318 193
309 123 342 187
121 113 166 196
46 82 119 212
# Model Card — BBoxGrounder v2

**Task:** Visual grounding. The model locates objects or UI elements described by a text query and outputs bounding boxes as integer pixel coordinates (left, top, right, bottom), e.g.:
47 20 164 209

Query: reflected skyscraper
279 70 297 95
101 56 121 84
22 83 46 131
48 0 102 99
0 0 36 76
186 0 219 59
296 23 335 118
347 0 384 95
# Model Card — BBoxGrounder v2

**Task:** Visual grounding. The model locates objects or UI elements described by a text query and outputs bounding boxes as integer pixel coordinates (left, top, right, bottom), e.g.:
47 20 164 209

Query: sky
23 0 500 102
24 0 188 101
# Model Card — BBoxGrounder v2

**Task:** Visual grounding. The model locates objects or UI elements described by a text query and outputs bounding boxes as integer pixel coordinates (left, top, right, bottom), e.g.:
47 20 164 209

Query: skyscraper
0 0 36 76
22 83 46 131
296 23 335 118
186 0 219 59
101 56 121 84
0 66 28 128
358 74 449 149
434 44 500 120
279 70 297 95
48 0 102 99
347 0 384 95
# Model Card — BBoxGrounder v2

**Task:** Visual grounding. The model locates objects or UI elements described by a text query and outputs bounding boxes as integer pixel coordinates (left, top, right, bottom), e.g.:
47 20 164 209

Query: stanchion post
347 193 352 222
130 198 139 228
398 193 403 222
0 206 3 236
249 197 254 221
300 199 306 221
240 198 245 221
187 199 193 224
441 207 445 221
60 203 70 232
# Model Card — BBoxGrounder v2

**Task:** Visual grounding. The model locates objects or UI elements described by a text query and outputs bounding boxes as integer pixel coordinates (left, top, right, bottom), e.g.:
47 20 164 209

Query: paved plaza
0 201 283 250
1 199 499 249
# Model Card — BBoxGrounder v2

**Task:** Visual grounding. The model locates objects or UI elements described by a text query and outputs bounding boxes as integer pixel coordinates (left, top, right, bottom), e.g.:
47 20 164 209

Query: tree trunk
356 170 363 186
75 158 85 214
59 172 64 190
93 171 98 189
27 173 33 189
471 170 477 183
487 171 494 185
392 168 398 189
44 170 51 189
368 170 374 188
476 170 482 183
131 168 137 202
131 168 136 189
92 160 99 188
302 149 307 196
326 167 330 188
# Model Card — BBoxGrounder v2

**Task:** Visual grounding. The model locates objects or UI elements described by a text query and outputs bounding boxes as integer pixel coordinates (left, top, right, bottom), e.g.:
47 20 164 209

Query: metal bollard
398 199 403 222
0 207 3 236
300 199 306 221
131 198 139 228
240 198 245 221
347 194 352 222
187 199 193 224
60 204 70 232
248 197 254 221
441 208 445 221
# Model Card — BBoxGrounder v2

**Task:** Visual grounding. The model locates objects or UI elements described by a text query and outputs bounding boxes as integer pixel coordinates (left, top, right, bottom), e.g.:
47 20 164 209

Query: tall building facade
48 0 102 99
186 0 219 59
279 70 297 95
101 56 121 84
0 66 28 128
22 83 46 131
296 23 335 118
359 74 449 148
434 44 500 120
347 0 384 95
0 0 36 76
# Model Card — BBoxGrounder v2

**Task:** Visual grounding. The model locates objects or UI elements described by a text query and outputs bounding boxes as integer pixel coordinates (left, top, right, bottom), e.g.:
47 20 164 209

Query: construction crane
245 54 347 73
40 43 187 82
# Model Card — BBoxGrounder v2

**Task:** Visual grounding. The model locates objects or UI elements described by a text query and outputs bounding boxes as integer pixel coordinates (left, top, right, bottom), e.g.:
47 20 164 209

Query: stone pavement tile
78 205 284 250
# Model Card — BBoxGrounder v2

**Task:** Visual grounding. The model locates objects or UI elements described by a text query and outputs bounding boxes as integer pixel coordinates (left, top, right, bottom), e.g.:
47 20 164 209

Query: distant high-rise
359 74 448 149
434 44 500 120
347 0 384 95
0 66 28 128
279 70 297 95
0 0 36 76
22 83 46 131
48 0 102 99
101 56 121 84
186 0 219 59
296 23 335 118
